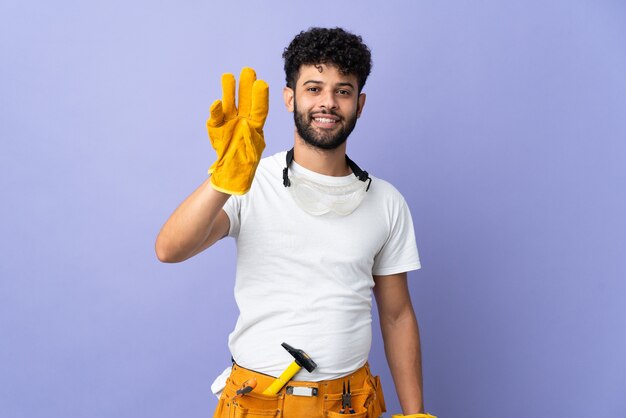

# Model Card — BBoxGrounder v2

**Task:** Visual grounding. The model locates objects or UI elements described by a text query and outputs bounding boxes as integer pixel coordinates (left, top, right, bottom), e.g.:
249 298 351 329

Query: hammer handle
262 362 301 395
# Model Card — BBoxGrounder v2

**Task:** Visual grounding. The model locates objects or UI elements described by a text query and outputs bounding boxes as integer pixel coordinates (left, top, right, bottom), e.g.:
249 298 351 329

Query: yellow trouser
213 362 386 418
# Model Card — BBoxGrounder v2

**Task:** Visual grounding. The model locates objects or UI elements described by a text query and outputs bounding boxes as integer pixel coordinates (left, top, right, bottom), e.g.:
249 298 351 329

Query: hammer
262 342 317 395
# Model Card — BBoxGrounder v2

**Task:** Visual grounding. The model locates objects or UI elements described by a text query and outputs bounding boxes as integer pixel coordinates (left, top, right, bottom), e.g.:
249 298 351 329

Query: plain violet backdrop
1 0 625 417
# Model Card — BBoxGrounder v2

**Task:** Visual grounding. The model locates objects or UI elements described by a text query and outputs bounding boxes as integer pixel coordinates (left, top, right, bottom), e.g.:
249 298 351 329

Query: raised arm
155 179 231 263
155 67 268 263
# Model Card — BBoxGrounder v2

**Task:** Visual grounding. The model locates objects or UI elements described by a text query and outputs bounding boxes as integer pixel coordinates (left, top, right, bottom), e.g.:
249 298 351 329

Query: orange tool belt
213 362 386 418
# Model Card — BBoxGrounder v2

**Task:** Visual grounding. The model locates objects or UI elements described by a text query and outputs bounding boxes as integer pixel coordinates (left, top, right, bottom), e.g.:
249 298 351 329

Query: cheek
344 102 359 118
297 96 314 108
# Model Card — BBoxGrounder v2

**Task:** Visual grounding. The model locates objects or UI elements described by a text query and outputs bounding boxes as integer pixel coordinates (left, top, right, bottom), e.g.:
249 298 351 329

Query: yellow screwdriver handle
262 362 302 395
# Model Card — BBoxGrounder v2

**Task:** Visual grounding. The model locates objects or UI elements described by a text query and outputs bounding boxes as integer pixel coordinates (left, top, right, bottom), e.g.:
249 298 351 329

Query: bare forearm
380 310 424 414
155 178 230 263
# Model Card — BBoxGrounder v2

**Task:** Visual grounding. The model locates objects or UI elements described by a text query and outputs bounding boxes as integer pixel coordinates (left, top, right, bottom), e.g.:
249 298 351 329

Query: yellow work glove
206 67 268 195
391 414 437 418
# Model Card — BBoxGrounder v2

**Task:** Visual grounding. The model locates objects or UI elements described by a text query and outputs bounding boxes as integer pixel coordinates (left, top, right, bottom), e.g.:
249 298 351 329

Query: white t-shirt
222 151 421 381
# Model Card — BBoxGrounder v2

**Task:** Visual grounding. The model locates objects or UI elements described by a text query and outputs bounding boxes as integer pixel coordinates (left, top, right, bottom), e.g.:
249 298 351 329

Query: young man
156 27 435 418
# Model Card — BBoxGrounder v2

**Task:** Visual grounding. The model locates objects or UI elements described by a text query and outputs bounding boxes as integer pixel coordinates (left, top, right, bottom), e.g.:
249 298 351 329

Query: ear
283 86 295 112
356 93 366 118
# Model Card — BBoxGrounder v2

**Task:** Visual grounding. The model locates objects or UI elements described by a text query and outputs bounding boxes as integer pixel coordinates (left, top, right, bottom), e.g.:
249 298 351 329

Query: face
284 64 366 150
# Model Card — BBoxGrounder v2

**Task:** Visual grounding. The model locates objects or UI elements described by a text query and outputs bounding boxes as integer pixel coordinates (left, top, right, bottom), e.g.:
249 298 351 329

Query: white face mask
282 149 372 216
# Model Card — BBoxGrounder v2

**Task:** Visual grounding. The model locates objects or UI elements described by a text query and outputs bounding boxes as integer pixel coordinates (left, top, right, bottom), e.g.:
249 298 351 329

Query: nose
318 89 338 110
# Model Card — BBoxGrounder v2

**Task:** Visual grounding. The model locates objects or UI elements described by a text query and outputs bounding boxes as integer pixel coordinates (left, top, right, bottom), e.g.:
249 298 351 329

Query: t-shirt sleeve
372 193 421 276
222 194 242 238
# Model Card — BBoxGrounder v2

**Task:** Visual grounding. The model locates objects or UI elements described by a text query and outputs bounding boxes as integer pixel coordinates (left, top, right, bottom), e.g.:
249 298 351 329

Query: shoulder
361 174 415 227
368 175 408 206
243 150 289 197
256 150 287 178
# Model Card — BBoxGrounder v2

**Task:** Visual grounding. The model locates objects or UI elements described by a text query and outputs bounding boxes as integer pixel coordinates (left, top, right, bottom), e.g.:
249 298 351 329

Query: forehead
296 64 358 86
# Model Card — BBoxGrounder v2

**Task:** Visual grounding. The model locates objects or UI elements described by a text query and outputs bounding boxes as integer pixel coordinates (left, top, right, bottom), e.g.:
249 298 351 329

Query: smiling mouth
311 113 341 128
313 117 337 124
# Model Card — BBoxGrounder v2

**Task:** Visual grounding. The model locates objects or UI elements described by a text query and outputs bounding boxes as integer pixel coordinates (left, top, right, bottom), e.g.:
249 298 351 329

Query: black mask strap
283 148 295 187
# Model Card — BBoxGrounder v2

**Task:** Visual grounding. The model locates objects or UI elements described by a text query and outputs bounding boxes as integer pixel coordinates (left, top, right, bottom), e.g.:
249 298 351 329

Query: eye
337 89 351 96
307 87 320 93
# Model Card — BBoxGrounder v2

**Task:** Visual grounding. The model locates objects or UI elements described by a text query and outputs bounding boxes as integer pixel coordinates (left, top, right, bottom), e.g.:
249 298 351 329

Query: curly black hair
283 27 372 93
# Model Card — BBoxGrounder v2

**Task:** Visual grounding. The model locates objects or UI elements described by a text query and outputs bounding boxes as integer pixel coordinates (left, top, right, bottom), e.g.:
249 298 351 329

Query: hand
207 67 269 195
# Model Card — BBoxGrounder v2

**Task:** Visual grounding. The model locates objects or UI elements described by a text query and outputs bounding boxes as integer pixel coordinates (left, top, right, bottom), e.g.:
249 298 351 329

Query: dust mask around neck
282 148 372 216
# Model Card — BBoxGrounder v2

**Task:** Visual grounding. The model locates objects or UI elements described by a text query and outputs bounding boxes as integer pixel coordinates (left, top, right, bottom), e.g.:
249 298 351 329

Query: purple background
2 1 625 417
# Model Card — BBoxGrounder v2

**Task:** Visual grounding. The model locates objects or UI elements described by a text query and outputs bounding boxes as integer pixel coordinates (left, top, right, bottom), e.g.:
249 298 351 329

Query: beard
293 100 358 150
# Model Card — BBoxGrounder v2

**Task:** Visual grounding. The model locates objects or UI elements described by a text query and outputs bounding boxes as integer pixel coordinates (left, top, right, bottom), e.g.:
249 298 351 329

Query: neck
292 132 351 176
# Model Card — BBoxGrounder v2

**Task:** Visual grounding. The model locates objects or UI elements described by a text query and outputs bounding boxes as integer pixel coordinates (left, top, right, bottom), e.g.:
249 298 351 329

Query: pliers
339 381 355 414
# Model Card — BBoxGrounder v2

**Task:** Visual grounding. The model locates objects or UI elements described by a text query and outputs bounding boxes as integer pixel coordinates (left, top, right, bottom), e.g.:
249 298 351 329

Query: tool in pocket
340 381 355 414
232 378 257 400
262 342 317 395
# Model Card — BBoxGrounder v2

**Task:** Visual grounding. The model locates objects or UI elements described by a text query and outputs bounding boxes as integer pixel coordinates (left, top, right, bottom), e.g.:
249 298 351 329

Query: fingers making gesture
207 67 269 195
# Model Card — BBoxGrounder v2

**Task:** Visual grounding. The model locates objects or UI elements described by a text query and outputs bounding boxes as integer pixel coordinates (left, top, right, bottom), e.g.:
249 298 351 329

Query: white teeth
315 118 336 123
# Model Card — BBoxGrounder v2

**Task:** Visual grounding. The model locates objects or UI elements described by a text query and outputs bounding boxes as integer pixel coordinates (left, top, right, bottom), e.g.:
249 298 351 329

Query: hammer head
281 342 317 373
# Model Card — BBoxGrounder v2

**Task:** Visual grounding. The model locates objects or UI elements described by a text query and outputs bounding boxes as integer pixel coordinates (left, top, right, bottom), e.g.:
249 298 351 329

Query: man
156 27 435 418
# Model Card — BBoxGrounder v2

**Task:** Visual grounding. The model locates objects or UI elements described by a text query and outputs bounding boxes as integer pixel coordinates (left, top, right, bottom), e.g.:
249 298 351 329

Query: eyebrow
302 80 356 89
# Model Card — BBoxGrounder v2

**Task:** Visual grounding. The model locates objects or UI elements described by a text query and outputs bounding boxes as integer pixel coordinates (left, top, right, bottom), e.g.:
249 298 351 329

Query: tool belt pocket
324 391 368 418
214 385 282 418
324 375 384 418
367 375 386 418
